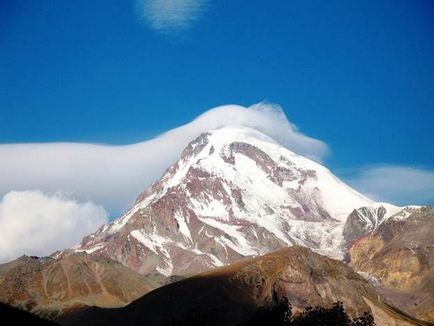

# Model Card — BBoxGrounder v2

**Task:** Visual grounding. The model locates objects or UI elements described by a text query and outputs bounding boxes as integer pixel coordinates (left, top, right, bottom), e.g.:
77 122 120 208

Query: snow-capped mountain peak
343 202 420 248
76 127 376 276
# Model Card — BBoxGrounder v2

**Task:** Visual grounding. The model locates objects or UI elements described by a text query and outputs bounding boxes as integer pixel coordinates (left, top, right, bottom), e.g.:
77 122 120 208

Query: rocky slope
349 207 434 322
343 203 417 251
59 246 425 326
75 127 375 276
0 253 165 319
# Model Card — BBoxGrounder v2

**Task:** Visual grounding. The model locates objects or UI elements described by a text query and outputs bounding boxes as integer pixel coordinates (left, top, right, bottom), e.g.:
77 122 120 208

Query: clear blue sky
1 0 433 172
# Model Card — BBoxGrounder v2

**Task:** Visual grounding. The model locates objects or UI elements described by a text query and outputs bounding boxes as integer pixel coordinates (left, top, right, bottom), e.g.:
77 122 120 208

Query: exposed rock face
343 203 416 251
0 253 165 319
75 127 374 277
59 246 421 326
349 207 434 322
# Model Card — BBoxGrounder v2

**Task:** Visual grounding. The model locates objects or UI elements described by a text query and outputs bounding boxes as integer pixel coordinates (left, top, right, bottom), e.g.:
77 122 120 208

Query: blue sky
1 0 433 207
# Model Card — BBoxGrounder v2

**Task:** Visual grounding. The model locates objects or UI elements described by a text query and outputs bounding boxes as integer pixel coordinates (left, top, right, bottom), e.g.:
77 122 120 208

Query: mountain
2 126 431 324
0 253 165 319
59 246 425 326
343 203 417 250
348 206 434 322
75 127 375 276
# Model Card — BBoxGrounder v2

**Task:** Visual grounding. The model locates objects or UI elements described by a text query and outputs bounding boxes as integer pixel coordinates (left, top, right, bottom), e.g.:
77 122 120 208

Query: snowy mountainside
75 127 377 276
343 203 419 247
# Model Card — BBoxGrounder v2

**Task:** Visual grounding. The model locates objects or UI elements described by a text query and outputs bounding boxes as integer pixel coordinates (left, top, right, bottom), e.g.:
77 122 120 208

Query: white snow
351 202 406 233
79 244 104 254
200 127 373 222
130 229 173 276
189 198 229 220
173 211 192 241
130 229 168 255
76 125 403 275
198 217 257 256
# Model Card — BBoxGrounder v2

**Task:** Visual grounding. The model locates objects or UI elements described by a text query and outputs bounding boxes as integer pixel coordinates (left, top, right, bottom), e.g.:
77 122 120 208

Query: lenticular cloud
0 103 328 214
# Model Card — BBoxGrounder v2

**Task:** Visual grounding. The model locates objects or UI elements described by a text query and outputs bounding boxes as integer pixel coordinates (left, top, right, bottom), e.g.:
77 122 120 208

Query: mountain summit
75 127 381 276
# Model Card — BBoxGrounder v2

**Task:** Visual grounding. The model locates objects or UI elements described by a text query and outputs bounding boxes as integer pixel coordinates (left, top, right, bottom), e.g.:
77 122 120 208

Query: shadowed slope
0 302 58 325
59 246 426 326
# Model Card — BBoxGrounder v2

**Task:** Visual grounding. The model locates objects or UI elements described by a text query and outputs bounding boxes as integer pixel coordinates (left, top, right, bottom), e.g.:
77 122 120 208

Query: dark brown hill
59 246 426 326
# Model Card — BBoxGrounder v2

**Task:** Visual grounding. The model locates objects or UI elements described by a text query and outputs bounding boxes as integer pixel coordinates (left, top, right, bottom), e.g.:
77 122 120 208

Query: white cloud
137 0 208 33
0 191 108 263
347 165 434 206
0 103 328 214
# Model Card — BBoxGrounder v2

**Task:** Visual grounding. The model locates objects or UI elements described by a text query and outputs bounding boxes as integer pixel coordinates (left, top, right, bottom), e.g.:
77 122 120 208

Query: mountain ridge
0 252 165 319
59 246 427 326
73 127 392 276
0 126 431 324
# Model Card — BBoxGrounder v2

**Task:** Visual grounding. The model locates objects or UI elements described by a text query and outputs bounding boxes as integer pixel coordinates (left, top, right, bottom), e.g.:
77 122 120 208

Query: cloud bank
0 191 108 263
137 0 208 33
348 165 434 206
0 103 328 215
